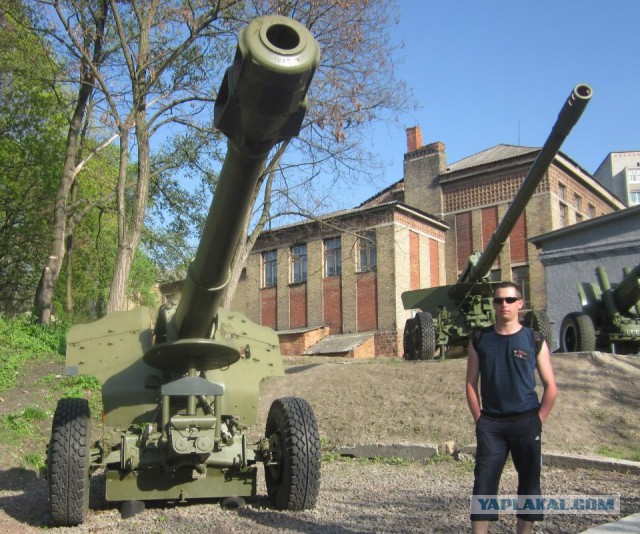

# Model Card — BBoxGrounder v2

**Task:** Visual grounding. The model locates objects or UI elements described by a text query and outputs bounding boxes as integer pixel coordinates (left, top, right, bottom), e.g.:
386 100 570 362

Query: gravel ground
2 459 639 533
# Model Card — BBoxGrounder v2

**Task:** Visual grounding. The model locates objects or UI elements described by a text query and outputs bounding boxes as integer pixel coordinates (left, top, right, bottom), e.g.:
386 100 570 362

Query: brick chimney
406 126 423 152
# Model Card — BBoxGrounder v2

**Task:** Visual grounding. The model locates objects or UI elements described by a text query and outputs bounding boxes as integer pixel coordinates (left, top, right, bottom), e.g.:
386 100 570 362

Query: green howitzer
559 263 640 354
47 16 321 526
401 84 593 360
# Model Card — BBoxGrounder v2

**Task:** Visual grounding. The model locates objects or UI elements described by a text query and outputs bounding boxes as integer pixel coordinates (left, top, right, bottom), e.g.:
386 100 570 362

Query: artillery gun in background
401 84 593 361
47 16 321 526
559 263 640 354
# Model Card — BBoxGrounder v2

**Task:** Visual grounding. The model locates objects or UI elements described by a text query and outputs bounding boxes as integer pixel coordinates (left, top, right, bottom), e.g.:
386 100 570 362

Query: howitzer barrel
612 263 640 313
174 16 320 339
457 84 592 287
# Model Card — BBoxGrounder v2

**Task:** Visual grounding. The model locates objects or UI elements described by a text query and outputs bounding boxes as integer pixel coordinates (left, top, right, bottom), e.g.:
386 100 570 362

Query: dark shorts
471 411 543 522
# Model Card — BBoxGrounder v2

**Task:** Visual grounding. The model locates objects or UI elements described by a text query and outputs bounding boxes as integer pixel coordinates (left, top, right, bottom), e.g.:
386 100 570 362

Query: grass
597 445 640 462
0 314 67 392
0 406 49 446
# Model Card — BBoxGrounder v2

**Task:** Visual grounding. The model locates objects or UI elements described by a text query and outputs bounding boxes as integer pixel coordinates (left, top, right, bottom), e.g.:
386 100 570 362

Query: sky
358 0 640 205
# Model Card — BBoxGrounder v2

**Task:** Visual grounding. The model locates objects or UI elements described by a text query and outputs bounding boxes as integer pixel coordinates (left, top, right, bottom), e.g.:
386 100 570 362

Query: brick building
231 201 448 358
229 126 625 357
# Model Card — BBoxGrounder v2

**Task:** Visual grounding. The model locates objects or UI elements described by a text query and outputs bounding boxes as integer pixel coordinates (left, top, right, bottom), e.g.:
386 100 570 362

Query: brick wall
356 271 378 331
409 231 420 290
429 238 440 286
455 211 472 271
289 284 307 329
260 287 277 329
323 276 342 333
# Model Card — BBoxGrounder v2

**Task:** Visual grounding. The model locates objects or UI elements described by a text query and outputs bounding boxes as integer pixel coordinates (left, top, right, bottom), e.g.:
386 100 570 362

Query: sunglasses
493 297 520 304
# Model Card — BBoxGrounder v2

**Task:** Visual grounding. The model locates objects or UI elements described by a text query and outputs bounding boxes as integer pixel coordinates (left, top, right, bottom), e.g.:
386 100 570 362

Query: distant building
227 126 625 357
593 151 640 206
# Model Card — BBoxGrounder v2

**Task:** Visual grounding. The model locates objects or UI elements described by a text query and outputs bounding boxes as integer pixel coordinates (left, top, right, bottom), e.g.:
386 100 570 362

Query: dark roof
256 200 447 241
443 144 538 174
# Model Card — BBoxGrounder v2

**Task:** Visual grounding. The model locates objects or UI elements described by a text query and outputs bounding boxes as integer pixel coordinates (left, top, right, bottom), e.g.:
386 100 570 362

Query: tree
31 0 410 319
218 0 411 306
32 0 112 323
0 1 66 313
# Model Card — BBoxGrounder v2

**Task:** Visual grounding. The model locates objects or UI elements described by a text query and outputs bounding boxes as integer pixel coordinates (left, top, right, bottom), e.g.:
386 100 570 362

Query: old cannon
401 84 593 360
47 16 321 525
559 263 640 354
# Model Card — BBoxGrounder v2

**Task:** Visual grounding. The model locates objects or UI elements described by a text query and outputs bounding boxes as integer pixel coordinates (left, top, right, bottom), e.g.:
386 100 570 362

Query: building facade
593 151 640 206
229 126 625 357
230 202 447 357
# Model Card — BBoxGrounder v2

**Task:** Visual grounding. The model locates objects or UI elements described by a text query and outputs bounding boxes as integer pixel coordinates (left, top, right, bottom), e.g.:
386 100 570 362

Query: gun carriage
402 84 593 360
47 16 321 525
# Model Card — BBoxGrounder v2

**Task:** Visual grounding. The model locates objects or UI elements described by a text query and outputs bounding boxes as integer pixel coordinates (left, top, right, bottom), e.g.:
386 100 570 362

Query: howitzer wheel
524 309 553 349
403 318 415 360
560 312 596 352
265 397 320 511
411 312 437 360
48 397 91 526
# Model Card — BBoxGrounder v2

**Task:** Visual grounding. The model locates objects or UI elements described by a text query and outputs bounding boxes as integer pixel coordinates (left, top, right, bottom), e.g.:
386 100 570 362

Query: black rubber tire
560 312 596 352
265 397 321 511
411 312 436 360
525 309 553 349
561 312 596 352
403 318 415 360
48 397 91 526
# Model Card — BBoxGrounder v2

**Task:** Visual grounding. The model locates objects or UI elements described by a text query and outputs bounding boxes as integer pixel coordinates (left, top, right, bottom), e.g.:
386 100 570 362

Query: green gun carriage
402 84 593 361
47 16 321 526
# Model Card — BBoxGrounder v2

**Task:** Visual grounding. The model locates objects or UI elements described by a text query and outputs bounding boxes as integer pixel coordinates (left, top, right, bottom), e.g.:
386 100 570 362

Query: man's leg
509 414 543 529
471 417 509 529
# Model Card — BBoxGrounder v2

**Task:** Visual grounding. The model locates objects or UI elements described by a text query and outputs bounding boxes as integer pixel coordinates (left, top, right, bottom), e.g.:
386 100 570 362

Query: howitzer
559 263 640 354
401 84 592 360
47 16 321 526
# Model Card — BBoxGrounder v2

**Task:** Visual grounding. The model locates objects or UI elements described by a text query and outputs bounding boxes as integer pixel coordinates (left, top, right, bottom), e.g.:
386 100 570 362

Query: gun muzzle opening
574 83 592 100
266 24 300 51
259 21 305 55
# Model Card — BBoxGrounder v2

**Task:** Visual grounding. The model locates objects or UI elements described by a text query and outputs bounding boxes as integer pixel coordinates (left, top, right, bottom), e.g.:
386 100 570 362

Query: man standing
466 282 558 534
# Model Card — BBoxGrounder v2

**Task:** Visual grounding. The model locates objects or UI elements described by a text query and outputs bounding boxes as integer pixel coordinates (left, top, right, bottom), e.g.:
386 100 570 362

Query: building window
489 269 502 282
559 203 568 227
558 183 567 201
291 244 307 283
262 250 277 288
324 236 342 277
588 204 596 218
512 266 530 309
576 213 583 223
357 230 377 272
630 191 640 205
574 194 582 212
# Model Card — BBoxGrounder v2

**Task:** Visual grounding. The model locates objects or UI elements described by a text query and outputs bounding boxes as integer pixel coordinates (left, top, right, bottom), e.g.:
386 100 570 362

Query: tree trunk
34 82 91 323
34 2 108 324
106 100 150 312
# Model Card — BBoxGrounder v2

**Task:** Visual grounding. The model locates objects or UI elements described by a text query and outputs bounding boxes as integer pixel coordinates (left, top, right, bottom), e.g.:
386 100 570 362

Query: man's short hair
493 281 522 299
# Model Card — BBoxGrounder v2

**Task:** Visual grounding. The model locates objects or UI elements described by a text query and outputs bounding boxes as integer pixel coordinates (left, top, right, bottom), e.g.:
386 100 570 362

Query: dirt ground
252 351 640 459
1 350 639 474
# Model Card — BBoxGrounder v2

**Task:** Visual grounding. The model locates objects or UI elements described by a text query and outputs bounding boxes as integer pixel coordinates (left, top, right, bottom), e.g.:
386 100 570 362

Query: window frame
290 243 308 283
262 250 277 288
357 230 377 273
324 236 342 277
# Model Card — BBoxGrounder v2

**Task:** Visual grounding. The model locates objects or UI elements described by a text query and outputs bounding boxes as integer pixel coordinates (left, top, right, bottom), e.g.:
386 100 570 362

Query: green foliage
597 445 640 462
0 314 67 391
0 406 48 445
0 3 66 313
23 453 45 471
55 374 101 398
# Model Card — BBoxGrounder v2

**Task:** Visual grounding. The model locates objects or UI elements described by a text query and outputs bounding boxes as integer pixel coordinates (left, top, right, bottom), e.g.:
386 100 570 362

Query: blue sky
360 0 639 205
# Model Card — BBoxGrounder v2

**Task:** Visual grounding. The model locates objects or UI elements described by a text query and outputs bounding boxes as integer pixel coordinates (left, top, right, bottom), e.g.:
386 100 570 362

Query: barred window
291 244 307 283
324 237 342 277
262 250 277 288
512 266 530 309
357 231 377 272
